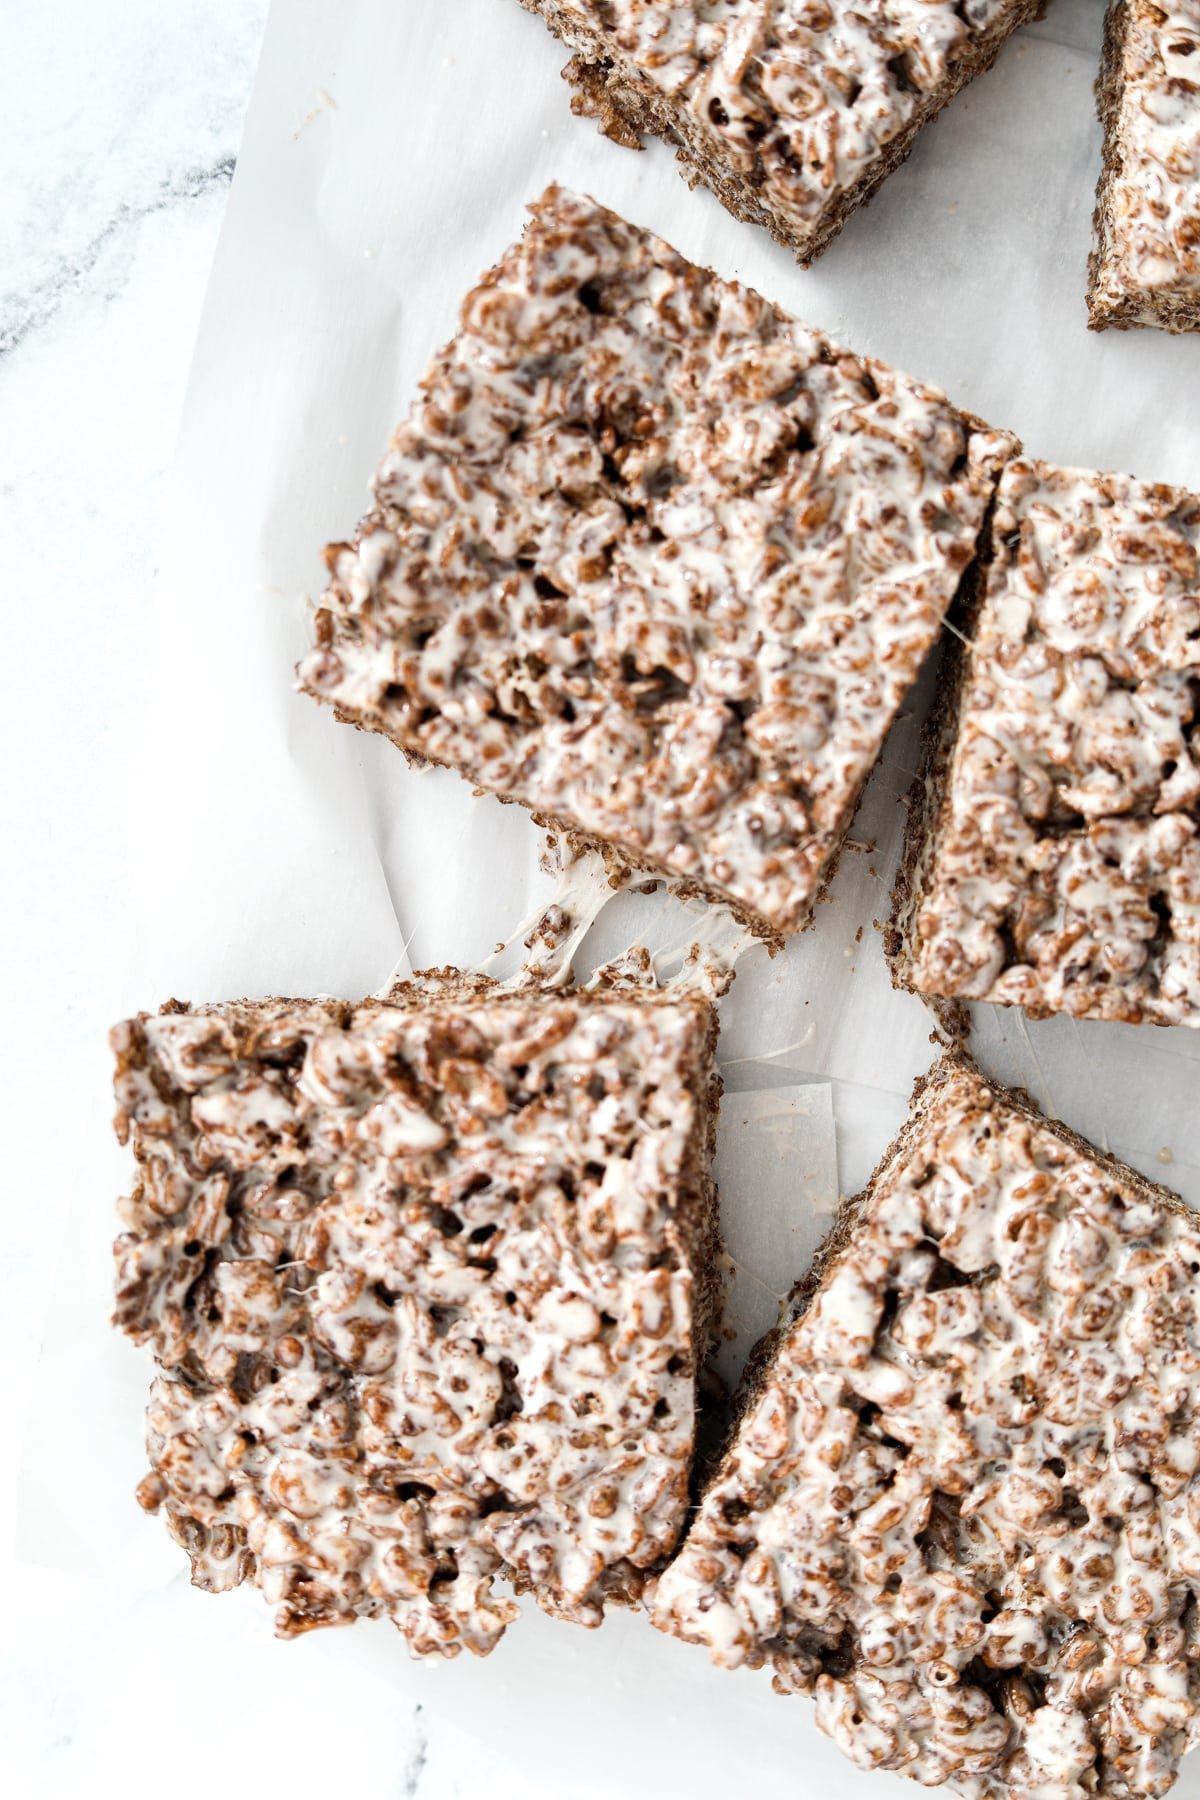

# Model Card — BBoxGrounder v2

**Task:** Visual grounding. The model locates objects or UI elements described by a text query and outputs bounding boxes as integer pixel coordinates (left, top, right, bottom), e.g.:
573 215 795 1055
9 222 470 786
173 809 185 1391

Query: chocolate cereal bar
515 2 1047 265
890 456 1200 1026
1089 1 1200 334
112 976 719 1656
298 187 1014 939
652 1057 1200 1799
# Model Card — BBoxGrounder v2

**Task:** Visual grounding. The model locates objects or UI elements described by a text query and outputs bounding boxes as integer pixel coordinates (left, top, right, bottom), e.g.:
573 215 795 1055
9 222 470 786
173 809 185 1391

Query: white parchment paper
35 0 1200 1792
132 0 1200 1193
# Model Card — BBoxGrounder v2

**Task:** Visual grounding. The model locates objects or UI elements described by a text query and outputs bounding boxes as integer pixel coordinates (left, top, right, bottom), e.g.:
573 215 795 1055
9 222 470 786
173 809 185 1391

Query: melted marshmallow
651 1060 1200 1800
112 982 716 1657
902 456 1200 1026
1091 1 1200 330
532 2 1037 257
298 187 1013 937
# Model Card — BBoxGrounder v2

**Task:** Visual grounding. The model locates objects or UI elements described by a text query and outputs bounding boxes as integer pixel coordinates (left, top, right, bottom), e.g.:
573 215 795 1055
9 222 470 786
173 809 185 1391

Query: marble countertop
1 4 528 1794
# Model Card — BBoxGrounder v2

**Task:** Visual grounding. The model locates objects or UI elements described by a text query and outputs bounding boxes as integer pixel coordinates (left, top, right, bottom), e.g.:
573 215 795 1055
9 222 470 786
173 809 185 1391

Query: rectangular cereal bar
890 455 1200 1026
298 186 1013 940
516 2 1046 265
112 976 719 1656
1089 1 1200 333
651 1056 1200 1799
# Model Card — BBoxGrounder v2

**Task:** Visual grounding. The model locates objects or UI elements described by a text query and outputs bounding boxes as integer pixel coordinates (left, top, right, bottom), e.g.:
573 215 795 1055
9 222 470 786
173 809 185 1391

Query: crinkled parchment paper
25 1 1200 1793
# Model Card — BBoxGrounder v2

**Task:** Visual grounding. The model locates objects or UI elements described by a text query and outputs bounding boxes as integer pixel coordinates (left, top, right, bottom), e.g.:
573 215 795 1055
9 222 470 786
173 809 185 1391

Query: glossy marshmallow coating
523 2 1040 260
299 187 1012 937
899 457 1200 1025
651 1060 1200 1800
112 984 716 1656
1091 1 1200 332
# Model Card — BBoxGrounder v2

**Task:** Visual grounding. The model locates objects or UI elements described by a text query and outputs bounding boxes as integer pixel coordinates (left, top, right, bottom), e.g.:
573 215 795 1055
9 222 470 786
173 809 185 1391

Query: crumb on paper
922 994 972 1051
1160 1146 1175 1165
292 88 338 141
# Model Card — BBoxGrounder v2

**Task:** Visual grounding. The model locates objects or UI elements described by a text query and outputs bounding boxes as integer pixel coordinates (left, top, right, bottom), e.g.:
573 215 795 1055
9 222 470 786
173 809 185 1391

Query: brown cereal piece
112 975 720 1657
651 1057 1200 1800
515 3 1046 266
889 456 1200 1026
297 187 1015 941
1089 1 1200 334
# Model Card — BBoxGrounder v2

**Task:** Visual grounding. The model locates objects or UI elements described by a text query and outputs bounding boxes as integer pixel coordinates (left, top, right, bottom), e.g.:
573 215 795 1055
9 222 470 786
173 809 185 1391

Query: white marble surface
0 4 526 1794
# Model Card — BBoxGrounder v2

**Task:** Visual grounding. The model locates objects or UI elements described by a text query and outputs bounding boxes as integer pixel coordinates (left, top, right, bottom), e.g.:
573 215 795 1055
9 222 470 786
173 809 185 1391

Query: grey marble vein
1 155 237 360
401 1705 430 1798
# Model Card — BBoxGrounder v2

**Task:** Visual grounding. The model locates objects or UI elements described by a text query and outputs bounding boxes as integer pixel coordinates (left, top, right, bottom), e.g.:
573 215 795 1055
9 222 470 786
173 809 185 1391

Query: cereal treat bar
652 1057 1200 1800
1089 1 1200 334
889 457 1200 1026
515 3 1046 265
298 187 1014 940
112 976 720 1656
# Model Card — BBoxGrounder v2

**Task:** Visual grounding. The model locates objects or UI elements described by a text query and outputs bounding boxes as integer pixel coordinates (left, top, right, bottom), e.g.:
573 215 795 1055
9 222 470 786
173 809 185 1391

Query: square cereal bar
652 1056 1200 1799
515 2 1046 265
112 976 719 1656
1090 1 1200 334
890 457 1200 1025
298 187 1013 940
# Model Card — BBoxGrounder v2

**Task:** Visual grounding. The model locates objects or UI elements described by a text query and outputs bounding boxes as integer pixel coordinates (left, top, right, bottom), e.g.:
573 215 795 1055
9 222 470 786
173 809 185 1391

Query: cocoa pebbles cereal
652 1058 1200 1800
892 457 1200 1027
112 978 720 1656
298 187 1014 939
515 3 1046 265
1090 1 1200 334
